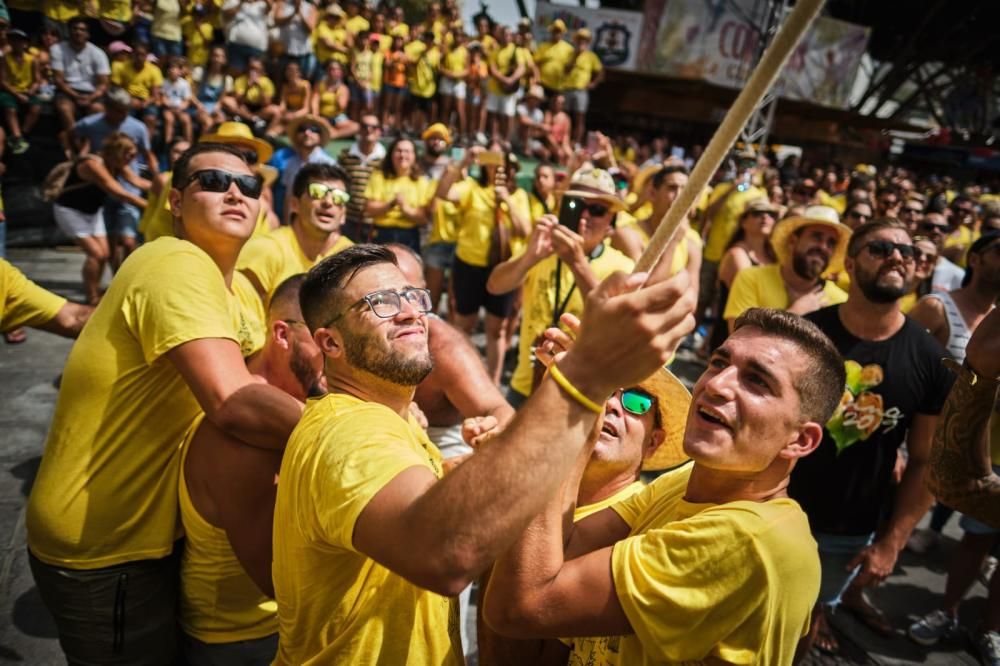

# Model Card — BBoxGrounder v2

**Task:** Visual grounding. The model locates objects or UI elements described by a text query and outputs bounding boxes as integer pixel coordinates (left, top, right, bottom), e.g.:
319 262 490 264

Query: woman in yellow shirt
434 144 531 385
363 137 434 252
272 60 311 137
310 60 359 139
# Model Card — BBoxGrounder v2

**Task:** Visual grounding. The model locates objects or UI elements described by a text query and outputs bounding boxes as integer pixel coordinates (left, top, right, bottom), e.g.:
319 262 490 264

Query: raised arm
352 270 696 596
487 216 555 294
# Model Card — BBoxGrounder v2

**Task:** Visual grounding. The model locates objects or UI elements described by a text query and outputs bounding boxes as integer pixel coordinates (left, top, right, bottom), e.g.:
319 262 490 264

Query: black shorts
451 257 514 318
410 94 433 114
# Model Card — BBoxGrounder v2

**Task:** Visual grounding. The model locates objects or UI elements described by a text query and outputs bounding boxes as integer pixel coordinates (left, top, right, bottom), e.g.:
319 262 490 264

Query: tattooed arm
926 307 1000 528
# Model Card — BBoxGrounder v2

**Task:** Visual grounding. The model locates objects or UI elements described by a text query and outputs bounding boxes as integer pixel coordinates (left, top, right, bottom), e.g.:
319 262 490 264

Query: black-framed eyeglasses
181 168 264 199
861 239 916 262
323 287 432 327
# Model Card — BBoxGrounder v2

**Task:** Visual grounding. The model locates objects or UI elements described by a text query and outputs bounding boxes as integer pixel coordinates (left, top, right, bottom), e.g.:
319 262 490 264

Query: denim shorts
814 531 874 606
226 43 265 73
423 241 456 272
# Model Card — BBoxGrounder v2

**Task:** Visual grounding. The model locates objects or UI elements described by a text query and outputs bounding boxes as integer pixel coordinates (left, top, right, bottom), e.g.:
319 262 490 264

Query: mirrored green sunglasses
620 388 655 417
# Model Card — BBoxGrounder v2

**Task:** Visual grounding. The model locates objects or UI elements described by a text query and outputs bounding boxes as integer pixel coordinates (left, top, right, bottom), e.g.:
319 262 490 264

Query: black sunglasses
583 202 609 217
919 221 949 233
181 169 264 199
297 124 322 135
862 239 916 261
846 210 869 219
361 123 380 131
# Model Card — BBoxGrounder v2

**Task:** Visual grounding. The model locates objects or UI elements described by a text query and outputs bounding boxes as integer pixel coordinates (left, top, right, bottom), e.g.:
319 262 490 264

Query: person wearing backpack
49 131 148 304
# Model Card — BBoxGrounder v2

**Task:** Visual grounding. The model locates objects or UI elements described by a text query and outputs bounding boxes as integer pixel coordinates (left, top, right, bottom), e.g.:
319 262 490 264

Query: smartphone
477 150 505 167
558 196 584 230
450 146 465 162
586 132 599 155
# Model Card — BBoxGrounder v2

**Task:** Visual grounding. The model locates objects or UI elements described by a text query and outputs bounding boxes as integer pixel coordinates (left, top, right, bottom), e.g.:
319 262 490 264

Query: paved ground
0 247 993 665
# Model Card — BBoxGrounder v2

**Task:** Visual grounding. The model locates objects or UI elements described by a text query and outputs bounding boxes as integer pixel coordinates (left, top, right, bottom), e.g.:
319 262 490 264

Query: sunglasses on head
620 388 655 417
862 239 916 261
306 182 350 205
181 169 264 199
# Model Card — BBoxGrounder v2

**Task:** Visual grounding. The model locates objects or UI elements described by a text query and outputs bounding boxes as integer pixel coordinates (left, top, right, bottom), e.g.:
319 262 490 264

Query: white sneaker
977 630 1000 666
907 609 958 646
981 556 998 587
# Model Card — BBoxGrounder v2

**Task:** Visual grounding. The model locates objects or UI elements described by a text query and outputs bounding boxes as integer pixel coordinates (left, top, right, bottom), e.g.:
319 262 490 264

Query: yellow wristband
548 363 604 414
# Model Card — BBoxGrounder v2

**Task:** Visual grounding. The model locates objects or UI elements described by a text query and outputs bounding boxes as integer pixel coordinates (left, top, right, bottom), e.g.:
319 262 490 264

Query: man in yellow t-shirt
110 40 162 136
724 205 851 330
239 163 354 301
486 26 526 141
314 4 352 65
179 275 323 666
1 258 92 336
488 168 634 405
221 56 279 133
486 308 845 666
26 144 304 665
404 30 440 132
272 238 697 664
534 19 574 96
478 365 692 665
563 28 603 146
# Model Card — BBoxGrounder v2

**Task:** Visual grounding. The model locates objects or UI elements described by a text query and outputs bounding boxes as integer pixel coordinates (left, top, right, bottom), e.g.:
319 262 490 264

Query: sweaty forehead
188 151 253 176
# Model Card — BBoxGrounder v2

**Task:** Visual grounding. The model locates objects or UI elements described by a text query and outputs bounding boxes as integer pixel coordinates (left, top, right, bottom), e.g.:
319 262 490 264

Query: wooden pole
633 0 827 275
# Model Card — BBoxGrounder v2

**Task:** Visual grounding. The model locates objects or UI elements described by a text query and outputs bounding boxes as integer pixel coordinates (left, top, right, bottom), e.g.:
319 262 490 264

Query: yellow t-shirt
626 222 704 277
26 238 259 569
563 50 602 91
487 43 522 96
314 80 346 118
233 75 276 106
178 414 278 643
1 258 66 332
534 38 574 91
43 0 80 22
511 245 634 397
723 263 848 321
111 59 164 100
575 481 645 521
442 45 468 79
405 41 440 98
4 52 35 93
272 393 462 665
944 226 976 267
237 225 353 299
454 180 531 268
428 179 470 245
184 20 215 67
345 14 369 35
313 21 351 65
703 183 767 262
389 22 410 39
599 465 818 665
100 0 132 22
363 170 436 230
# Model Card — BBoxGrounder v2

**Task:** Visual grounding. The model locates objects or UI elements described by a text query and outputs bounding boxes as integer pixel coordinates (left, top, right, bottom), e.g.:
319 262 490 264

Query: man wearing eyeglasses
26 143 305 664
789 219 955 654
487 167 634 408
281 114 337 224
240 163 354 302
272 243 695 664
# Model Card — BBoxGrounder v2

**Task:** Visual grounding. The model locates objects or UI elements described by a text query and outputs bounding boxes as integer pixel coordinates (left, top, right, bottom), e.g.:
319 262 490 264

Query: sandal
841 588 893 636
4 327 27 344
813 606 839 655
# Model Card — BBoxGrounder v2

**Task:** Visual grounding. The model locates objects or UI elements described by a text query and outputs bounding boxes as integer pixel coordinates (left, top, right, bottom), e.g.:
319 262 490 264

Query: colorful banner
635 0 869 109
533 1 644 71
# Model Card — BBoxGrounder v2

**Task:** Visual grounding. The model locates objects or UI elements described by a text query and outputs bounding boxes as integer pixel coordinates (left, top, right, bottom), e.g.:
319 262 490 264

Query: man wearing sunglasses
789 219 955 654
281 115 336 224
488 167 634 407
240 163 354 301
26 143 305 664
485 307 843 665
918 211 966 293
271 243 695 664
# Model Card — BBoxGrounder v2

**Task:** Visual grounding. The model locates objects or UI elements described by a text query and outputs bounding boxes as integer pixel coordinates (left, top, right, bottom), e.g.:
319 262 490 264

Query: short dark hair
269 273 307 321
172 142 251 187
292 163 351 198
847 218 908 258
381 137 421 180
300 244 398 332
67 16 88 30
733 308 845 425
651 164 689 188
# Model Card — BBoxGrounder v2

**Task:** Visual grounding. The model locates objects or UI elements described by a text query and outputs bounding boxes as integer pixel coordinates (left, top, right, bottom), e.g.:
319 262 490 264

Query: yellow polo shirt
112 59 164 100
1 259 66 332
364 170 436 229
237 225 353 299
723 263 847 321
272 393 462 665
26 238 260 569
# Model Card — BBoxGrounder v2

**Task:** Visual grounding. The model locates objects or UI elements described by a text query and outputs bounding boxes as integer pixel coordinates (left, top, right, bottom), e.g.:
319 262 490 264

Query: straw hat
286 114 332 146
421 122 452 144
549 19 567 33
630 164 661 197
574 28 592 41
564 167 625 211
525 84 546 101
740 196 780 217
200 121 273 164
770 205 852 276
256 164 279 188
638 367 692 471
325 4 345 18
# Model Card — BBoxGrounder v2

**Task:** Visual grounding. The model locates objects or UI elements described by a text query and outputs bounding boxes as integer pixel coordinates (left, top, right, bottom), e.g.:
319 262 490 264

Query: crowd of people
1 3 1000 666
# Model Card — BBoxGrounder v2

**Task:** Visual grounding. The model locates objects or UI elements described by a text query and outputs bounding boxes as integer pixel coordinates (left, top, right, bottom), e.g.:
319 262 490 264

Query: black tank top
55 159 107 215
